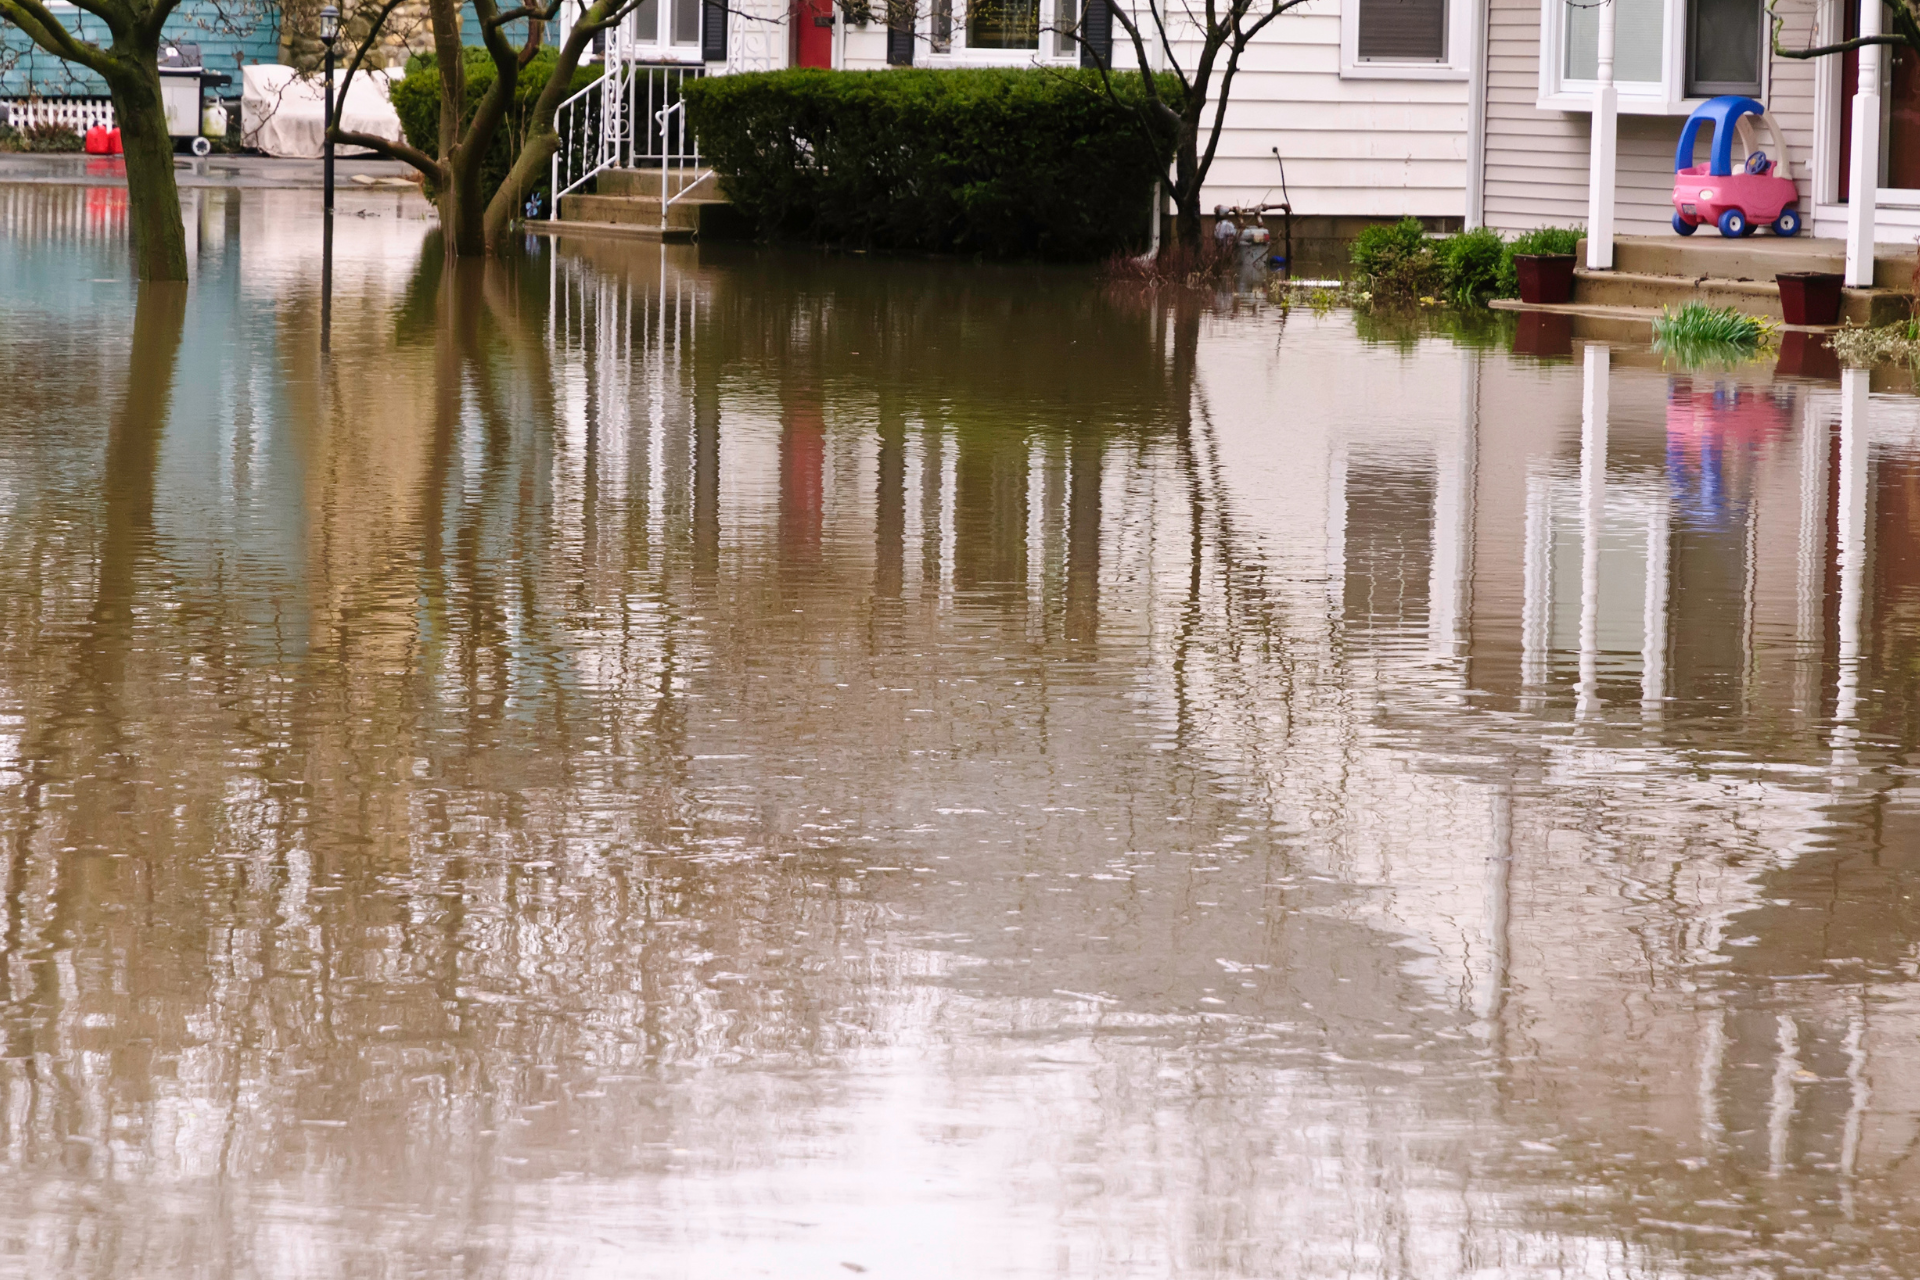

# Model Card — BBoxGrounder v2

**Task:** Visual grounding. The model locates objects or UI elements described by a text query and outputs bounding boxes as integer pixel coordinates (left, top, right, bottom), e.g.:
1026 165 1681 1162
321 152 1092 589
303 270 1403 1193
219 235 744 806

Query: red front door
794 0 834 66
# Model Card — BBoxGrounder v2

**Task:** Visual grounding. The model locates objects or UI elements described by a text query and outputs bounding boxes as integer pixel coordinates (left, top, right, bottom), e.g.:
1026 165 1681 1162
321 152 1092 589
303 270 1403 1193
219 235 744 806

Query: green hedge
392 47 599 206
679 68 1178 260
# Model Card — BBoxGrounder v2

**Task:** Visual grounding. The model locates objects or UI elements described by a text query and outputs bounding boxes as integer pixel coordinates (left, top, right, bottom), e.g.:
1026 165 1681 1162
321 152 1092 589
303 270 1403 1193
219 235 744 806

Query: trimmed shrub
392 48 599 206
679 68 1178 260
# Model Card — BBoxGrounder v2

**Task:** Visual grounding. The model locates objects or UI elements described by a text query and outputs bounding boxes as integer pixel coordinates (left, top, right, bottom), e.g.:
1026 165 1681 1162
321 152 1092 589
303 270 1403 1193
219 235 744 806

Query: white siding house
592 0 1482 234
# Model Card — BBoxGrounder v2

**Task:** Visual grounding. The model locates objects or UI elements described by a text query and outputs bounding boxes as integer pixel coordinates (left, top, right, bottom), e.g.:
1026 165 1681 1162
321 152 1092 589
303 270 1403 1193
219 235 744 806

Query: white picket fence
4 98 116 134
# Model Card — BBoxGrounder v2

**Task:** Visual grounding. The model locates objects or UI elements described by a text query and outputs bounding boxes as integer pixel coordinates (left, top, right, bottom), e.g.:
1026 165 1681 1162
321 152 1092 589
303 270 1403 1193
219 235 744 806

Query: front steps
537 168 748 244
1569 235 1915 326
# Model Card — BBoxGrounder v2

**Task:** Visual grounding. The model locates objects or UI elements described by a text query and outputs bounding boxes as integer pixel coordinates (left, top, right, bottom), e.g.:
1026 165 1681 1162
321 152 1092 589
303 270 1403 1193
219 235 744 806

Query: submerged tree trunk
1171 127 1202 252
104 58 189 282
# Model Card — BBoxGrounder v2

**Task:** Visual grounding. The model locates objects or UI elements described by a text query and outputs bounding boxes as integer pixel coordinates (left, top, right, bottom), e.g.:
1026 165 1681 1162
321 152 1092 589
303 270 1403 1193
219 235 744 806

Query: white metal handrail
652 99 711 233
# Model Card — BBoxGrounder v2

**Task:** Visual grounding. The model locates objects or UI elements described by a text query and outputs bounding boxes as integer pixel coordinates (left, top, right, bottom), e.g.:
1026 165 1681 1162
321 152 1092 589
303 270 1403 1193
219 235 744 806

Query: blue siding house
1 2 281 100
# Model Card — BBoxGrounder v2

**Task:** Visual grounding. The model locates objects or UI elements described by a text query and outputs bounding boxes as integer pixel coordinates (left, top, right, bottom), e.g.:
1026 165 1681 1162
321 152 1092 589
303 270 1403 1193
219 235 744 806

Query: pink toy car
1671 95 1801 238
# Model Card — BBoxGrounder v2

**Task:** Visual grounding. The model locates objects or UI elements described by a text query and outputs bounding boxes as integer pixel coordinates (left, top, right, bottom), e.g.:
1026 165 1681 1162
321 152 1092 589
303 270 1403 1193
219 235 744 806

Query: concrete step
1571 267 1910 326
560 192 706 231
597 168 720 200
529 218 695 244
1596 234 1920 291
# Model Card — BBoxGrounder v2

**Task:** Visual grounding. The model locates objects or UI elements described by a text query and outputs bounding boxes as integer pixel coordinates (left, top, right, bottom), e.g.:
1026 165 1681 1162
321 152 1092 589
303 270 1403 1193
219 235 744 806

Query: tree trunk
1171 127 1202 251
440 167 489 257
103 60 188 282
484 125 558 251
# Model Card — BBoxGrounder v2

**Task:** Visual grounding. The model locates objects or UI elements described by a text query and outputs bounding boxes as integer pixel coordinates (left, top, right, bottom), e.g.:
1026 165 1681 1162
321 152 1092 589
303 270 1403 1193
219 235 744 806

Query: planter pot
1777 272 1844 326
1514 254 1576 305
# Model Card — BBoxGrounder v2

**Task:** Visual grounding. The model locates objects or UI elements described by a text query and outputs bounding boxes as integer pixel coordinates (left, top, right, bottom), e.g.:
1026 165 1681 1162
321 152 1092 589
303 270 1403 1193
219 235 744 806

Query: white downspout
1465 0 1489 228
1585 0 1618 269
1846 0 1883 287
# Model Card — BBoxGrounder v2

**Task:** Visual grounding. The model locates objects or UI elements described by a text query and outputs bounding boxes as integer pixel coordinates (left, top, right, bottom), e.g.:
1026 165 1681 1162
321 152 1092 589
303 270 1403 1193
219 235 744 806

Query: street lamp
320 4 339 216
319 4 339 355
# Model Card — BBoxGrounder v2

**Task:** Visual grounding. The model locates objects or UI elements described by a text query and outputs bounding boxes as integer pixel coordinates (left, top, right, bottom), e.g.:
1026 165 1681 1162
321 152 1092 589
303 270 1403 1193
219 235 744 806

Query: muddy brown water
4 184 1920 1278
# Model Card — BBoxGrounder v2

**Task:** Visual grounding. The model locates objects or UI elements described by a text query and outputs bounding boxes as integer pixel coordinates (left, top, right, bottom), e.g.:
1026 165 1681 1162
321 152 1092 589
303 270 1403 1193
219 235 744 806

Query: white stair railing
549 57 706 219
653 98 711 233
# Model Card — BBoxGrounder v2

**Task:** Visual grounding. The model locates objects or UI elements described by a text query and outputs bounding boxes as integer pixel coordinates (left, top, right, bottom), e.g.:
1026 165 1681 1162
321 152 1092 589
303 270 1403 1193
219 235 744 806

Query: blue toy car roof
1675 95 1768 177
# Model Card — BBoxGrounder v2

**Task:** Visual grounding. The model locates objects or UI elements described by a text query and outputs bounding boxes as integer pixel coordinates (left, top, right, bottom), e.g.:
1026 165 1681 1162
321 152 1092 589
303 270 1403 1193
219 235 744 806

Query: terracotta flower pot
1777 272 1843 327
1514 254 1576 305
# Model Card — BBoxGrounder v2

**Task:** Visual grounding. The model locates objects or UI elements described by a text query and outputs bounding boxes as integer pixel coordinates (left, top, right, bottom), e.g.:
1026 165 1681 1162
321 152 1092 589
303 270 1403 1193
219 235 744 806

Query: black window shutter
1079 0 1112 68
887 0 914 63
702 0 728 60
1355 0 1446 61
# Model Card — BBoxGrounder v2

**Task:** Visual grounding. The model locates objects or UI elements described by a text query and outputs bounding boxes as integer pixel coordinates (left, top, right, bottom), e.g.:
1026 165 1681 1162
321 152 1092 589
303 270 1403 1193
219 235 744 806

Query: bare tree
0 0 268 279
1070 0 1310 250
326 0 640 256
1769 0 1917 64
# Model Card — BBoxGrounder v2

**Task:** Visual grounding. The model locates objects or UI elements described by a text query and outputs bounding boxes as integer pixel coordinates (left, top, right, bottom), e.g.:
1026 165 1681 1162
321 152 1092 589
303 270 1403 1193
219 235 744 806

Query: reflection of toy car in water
1670 96 1801 239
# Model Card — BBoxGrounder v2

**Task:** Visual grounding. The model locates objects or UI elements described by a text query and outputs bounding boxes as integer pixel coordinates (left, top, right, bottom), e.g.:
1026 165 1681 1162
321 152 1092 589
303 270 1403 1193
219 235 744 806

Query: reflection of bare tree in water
1 281 185 1069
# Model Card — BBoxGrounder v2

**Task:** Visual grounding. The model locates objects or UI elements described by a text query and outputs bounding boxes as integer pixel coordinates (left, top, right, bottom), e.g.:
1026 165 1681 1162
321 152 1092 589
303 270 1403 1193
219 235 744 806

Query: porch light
320 4 340 46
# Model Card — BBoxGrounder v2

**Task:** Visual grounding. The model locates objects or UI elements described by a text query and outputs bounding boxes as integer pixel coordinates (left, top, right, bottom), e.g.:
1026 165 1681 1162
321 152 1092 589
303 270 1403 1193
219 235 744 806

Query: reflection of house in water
1196 321 1920 1258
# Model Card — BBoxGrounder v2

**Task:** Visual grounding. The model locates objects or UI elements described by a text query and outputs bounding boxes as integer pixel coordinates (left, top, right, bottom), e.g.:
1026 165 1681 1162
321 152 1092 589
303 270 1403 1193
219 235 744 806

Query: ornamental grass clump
1828 319 1920 367
1651 301 1777 367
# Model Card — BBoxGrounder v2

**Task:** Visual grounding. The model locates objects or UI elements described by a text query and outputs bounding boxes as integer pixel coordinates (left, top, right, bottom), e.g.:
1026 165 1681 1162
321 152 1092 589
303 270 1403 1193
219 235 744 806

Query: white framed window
923 0 1083 62
1340 0 1473 80
625 0 705 60
1536 0 1765 112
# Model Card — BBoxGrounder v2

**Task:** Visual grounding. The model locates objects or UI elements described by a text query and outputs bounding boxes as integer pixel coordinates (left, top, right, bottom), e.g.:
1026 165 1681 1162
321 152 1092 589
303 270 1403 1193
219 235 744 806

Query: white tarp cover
241 64 406 159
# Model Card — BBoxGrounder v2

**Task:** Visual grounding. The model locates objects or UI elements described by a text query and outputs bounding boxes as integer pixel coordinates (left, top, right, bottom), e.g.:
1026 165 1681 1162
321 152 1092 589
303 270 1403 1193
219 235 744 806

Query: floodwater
3 184 1920 1280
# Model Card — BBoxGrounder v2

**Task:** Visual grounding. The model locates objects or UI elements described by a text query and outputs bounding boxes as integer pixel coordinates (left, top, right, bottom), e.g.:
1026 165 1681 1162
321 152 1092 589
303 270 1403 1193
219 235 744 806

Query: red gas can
106 128 122 155
84 126 109 154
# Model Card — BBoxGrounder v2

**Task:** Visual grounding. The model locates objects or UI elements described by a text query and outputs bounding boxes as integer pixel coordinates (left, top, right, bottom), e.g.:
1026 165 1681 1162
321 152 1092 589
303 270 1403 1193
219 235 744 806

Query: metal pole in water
320 5 339 356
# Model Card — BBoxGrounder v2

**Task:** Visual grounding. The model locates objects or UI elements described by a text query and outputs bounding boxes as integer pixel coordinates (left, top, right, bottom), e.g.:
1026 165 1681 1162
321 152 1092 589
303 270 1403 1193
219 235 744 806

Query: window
966 0 1039 49
1340 0 1470 78
1537 0 1765 110
921 0 1080 59
1356 0 1446 62
1686 0 1761 95
629 0 701 52
1565 0 1664 82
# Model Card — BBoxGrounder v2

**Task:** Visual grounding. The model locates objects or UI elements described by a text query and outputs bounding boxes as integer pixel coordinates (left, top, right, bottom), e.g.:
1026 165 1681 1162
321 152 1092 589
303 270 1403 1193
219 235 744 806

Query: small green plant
1651 301 1776 366
1497 225 1583 296
1436 226 1506 307
0 121 83 153
1349 217 1442 306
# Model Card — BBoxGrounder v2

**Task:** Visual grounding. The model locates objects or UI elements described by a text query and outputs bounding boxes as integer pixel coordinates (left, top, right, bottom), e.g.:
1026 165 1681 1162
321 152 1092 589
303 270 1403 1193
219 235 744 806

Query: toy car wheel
1773 207 1802 237
1673 213 1697 236
1717 208 1747 238
190 136 211 157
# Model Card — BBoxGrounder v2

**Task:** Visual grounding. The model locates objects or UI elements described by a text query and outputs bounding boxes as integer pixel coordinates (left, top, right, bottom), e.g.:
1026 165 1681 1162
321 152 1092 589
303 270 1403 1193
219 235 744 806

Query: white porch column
1584 0 1619 270
1846 0 1884 287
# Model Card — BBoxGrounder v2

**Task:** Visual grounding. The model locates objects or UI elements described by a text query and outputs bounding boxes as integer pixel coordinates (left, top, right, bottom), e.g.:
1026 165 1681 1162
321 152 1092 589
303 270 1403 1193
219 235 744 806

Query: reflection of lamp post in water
320 4 339 355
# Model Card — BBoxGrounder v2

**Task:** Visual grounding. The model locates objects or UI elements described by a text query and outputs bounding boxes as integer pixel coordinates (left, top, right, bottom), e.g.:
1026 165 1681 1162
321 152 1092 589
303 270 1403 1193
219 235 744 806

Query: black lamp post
320 4 339 214
319 4 339 355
